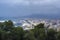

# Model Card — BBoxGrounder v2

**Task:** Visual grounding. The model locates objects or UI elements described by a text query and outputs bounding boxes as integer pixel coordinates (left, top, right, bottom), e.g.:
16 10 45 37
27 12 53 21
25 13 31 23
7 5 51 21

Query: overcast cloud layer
0 0 60 17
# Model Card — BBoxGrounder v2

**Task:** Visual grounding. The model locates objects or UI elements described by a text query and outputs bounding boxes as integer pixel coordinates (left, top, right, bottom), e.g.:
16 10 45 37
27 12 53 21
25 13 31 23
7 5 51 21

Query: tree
3 20 14 31
32 28 46 40
8 20 14 27
10 27 25 40
47 29 57 40
57 31 60 40
0 30 8 40
35 23 44 29
24 31 36 40
0 22 4 30
31 23 46 40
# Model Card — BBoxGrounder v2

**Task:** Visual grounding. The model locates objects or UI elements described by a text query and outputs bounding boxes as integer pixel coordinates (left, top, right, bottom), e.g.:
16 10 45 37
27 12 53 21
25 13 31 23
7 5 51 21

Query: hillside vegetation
0 20 60 40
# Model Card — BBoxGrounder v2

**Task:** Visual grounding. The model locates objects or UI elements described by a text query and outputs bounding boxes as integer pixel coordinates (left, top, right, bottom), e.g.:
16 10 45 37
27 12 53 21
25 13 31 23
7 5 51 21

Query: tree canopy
0 20 59 40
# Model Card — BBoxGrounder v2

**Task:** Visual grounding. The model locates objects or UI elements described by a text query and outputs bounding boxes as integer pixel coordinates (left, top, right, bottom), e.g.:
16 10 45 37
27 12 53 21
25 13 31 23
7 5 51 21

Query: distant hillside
0 14 60 20
23 14 60 19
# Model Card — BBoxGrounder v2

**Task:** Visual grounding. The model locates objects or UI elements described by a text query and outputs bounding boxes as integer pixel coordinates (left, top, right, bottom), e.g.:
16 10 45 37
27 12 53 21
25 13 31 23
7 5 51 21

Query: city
8 18 60 31
0 0 60 40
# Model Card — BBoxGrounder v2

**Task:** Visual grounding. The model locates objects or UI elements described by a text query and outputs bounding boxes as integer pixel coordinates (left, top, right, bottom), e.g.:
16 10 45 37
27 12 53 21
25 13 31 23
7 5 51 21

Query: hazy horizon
0 0 60 18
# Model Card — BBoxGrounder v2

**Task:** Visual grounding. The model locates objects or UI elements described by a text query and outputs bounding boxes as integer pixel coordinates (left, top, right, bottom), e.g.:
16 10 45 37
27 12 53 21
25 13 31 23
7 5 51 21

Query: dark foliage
0 20 59 40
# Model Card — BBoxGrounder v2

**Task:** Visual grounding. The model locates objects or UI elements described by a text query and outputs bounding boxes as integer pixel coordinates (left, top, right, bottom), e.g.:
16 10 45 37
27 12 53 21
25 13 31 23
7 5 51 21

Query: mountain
23 14 60 19
0 13 60 20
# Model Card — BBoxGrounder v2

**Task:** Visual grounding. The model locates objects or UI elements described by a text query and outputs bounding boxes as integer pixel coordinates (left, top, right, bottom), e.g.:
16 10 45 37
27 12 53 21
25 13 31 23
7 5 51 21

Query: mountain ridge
0 14 60 20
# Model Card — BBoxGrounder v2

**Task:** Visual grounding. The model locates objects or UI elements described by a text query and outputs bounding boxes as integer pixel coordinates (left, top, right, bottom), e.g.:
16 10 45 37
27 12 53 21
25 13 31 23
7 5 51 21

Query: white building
22 22 34 30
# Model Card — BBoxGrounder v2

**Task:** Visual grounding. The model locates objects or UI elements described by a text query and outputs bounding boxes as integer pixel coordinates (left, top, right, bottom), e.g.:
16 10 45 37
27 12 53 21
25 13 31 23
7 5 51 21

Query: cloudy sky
0 0 60 17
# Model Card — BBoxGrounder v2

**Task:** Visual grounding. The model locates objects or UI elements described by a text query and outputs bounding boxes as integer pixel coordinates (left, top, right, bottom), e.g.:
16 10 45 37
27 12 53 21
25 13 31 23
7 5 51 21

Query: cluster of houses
0 19 60 31
20 19 60 31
